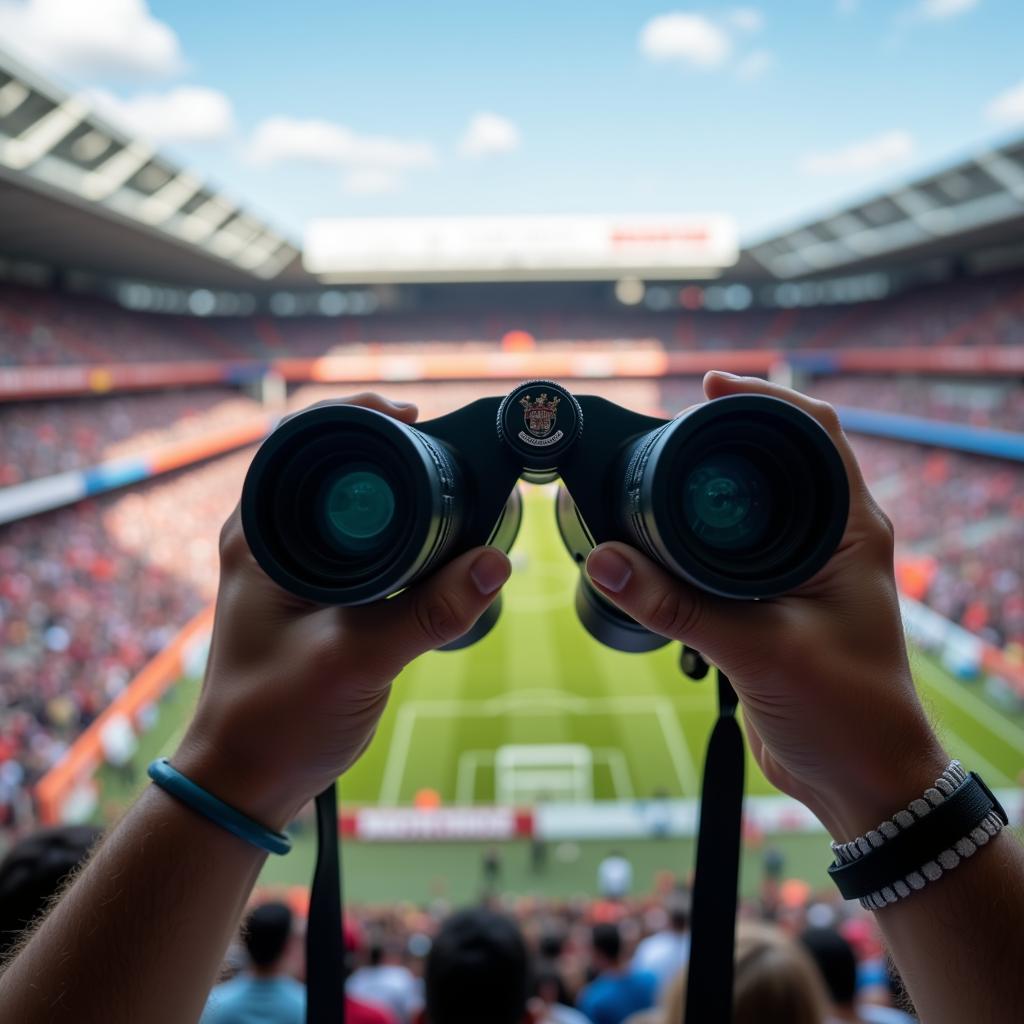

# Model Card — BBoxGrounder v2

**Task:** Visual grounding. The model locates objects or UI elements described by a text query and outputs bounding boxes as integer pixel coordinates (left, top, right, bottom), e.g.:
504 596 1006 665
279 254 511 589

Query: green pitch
96 484 1024 899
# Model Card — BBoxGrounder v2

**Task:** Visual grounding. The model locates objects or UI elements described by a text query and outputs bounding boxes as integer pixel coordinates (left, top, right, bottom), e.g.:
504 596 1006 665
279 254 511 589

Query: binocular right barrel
616 393 849 599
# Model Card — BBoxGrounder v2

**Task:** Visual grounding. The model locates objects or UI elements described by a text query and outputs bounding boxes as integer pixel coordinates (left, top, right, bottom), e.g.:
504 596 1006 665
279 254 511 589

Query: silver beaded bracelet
830 761 1006 910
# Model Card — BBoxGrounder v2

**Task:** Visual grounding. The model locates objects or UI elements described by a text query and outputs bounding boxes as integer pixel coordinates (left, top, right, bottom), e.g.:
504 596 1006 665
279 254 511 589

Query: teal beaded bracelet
147 758 292 856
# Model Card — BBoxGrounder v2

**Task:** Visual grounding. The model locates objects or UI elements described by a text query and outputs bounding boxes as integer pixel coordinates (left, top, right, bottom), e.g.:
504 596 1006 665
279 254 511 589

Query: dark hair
538 928 565 960
533 961 571 1006
425 908 529 1024
592 922 621 962
0 825 101 959
799 926 857 1006
244 902 293 969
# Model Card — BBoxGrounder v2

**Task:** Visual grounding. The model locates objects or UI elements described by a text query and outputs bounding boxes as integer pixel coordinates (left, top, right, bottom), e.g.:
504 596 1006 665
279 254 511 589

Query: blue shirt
577 970 658 1024
201 975 305 1024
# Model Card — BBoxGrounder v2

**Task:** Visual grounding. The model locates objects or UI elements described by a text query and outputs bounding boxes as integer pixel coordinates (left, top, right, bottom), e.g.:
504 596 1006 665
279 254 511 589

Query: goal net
495 744 593 805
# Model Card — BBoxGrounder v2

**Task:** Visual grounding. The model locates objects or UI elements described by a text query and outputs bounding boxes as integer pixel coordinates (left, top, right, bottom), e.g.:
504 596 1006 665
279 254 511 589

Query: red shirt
346 996 397 1024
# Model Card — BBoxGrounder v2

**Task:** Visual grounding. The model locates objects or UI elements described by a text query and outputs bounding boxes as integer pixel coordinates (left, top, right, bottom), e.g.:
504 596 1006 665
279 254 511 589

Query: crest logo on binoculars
518 392 564 447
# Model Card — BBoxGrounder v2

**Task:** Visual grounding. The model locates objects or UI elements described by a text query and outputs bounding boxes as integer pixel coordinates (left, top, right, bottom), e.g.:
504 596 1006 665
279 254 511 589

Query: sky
1 0 1023 246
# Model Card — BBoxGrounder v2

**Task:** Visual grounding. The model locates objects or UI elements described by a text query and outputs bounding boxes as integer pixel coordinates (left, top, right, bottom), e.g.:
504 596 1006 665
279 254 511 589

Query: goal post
495 744 594 805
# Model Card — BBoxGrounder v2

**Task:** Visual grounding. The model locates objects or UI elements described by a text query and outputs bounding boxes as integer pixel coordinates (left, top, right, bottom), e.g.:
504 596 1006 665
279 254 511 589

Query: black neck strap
683 666 745 1024
305 652 746 1024
308 783 346 1024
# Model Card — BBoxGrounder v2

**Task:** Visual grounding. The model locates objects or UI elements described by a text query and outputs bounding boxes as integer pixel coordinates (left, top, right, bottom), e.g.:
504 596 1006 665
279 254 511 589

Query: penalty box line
377 690 704 806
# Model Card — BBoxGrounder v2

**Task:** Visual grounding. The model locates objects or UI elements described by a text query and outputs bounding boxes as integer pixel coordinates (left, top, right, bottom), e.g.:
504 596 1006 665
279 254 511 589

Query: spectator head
0 825 100 959
591 922 622 970
667 889 690 932
243 901 294 974
532 961 571 1008
425 907 532 1024
800 926 858 1009
662 922 829 1024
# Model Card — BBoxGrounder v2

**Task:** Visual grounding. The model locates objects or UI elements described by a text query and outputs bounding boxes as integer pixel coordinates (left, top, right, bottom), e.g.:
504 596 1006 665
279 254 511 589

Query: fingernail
391 399 416 409
470 549 511 595
587 547 633 593
708 370 740 380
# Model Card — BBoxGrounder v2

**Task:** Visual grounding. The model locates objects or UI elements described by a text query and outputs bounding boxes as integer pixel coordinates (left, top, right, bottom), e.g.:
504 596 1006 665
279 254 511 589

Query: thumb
585 542 767 665
366 546 511 667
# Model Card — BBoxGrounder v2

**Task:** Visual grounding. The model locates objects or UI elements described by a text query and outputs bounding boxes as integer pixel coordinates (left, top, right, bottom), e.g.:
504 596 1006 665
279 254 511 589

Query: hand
585 371 947 839
173 393 511 829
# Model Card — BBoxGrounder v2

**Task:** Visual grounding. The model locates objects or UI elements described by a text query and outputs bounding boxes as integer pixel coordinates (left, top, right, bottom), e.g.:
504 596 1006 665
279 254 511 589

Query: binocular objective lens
681 453 769 551
322 469 396 550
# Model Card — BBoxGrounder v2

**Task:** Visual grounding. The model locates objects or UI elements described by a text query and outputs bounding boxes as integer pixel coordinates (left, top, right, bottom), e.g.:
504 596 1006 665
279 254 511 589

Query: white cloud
245 116 436 195
736 49 774 79
985 80 1024 126
342 169 402 195
0 0 184 78
458 112 521 158
84 86 234 143
640 10 769 77
798 130 915 176
917 0 978 18
727 7 764 32
246 117 436 170
639 13 732 68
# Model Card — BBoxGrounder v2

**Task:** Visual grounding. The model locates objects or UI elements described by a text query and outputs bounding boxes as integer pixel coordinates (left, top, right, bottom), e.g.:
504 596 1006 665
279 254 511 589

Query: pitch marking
915 657 1024 756
378 693 702 804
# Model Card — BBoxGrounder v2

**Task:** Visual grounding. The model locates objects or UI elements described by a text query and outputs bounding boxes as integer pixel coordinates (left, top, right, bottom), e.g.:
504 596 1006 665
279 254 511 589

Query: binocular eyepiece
241 380 849 652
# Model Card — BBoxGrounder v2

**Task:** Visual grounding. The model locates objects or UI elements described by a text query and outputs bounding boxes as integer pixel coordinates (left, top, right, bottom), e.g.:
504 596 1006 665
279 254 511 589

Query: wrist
808 729 950 842
172 731 304 833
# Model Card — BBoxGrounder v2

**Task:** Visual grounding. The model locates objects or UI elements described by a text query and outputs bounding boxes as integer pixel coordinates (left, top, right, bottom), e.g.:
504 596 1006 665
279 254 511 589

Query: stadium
2 8 1024 1023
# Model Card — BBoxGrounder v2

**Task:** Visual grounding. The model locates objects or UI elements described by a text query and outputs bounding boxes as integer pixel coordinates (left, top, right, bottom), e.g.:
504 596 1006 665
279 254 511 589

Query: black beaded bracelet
827 761 1008 910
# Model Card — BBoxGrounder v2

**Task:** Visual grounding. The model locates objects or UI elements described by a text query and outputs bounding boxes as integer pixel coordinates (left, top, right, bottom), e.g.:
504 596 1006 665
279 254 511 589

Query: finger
359 546 512 667
702 370 868 495
278 392 419 429
585 541 771 666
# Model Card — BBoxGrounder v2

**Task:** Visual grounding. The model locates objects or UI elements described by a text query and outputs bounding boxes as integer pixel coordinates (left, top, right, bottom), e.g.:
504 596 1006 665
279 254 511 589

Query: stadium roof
743 135 1024 280
0 48 306 288
3 46 1024 293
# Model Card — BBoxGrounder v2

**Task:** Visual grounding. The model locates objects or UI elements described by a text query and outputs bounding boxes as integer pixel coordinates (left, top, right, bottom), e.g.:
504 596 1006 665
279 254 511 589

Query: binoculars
241 380 849 653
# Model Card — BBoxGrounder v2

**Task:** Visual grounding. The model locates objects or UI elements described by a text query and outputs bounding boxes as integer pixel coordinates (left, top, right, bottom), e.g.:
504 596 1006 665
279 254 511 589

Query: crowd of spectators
0 285 242 365
0 819 918 1023
0 388 262 485
808 376 1024 432
850 437 1024 650
3 270 1023 367
198 873 916 1023
0 450 251 831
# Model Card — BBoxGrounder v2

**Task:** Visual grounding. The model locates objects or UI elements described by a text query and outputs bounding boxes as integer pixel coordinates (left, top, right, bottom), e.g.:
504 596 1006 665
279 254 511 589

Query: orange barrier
34 604 215 825
5 345 1024 402
146 417 272 474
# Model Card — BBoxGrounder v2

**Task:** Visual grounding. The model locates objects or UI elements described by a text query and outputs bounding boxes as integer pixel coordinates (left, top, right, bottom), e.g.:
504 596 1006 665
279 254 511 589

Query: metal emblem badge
518 392 565 447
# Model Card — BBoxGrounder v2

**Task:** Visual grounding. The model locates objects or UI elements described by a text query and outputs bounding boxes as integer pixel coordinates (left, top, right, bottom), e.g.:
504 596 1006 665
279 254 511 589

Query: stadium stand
809 376 1024 431
0 388 261 484
0 451 249 828
3 270 1024 368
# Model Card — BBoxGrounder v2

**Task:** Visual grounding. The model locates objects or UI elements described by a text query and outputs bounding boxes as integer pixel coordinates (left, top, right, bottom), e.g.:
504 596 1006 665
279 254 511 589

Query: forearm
0 785 267 1024
875 830 1024 1024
